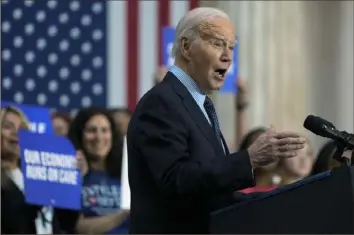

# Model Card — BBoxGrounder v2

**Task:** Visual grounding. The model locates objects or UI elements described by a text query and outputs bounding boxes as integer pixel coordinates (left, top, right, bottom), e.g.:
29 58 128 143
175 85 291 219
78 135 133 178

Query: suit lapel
220 132 230 155
165 73 226 156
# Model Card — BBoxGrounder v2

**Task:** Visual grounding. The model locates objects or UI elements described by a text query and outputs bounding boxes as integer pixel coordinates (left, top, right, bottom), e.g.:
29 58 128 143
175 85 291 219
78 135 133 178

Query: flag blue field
1 0 107 114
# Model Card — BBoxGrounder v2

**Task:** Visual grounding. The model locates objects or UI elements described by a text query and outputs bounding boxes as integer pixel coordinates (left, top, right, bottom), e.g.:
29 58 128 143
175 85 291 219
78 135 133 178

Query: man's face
183 17 235 93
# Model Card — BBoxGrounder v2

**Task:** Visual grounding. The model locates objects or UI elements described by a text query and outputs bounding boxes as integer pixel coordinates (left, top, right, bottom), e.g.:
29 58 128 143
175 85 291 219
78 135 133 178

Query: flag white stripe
138 1 158 99
108 0 194 108
170 0 189 27
107 1 126 108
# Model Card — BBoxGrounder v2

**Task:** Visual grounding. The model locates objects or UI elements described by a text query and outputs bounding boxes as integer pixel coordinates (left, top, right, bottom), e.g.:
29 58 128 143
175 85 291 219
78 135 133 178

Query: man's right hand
247 126 306 168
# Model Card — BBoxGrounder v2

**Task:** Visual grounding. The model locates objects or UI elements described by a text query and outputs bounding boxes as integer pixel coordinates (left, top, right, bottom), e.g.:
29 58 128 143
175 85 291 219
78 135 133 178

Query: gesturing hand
247 126 306 168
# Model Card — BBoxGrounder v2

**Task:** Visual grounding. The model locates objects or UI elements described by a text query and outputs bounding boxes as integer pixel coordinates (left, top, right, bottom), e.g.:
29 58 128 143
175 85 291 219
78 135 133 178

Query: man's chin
213 82 224 91
204 81 224 93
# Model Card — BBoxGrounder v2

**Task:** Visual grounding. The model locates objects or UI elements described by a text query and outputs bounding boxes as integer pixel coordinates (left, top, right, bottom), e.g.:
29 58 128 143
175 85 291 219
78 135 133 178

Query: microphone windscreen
303 115 326 136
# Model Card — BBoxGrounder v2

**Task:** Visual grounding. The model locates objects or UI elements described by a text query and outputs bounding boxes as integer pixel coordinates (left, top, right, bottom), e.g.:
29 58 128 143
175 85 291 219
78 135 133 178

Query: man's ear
180 37 192 62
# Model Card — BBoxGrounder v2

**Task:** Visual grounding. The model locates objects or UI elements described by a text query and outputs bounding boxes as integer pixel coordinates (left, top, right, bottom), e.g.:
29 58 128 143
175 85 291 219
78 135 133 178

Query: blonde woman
1 106 80 234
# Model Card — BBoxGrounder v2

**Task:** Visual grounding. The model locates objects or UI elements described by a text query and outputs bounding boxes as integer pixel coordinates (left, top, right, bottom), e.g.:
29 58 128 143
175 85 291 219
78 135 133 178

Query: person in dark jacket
126 7 306 234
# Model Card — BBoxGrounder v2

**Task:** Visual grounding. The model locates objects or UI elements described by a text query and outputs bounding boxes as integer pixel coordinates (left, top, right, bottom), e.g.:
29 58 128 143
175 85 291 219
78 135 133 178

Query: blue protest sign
1 101 54 134
19 130 82 210
219 37 239 94
162 27 176 68
161 27 239 94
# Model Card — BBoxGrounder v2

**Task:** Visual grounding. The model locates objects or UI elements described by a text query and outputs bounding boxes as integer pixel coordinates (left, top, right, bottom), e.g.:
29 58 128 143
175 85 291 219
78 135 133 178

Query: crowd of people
1 66 349 234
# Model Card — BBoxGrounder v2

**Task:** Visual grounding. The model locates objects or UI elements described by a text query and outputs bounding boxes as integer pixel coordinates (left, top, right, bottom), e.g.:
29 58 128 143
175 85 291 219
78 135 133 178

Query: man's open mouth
215 69 227 78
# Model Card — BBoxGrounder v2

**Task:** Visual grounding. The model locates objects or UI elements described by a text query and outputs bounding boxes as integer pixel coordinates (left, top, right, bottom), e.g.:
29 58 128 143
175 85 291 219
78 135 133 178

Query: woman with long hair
68 107 129 234
1 106 79 234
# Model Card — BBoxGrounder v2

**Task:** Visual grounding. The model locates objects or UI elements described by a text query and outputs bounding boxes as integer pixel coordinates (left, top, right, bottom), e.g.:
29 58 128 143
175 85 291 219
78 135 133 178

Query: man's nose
220 55 232 66
221 49 232 63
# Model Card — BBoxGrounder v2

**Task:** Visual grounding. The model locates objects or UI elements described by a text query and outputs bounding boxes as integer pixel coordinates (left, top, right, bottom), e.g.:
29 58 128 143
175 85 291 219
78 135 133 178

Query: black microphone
303 115 354 149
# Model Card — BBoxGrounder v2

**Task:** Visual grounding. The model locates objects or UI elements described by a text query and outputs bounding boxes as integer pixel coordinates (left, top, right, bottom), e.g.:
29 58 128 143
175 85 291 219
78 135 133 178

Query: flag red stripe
158 0 170 66
127 0 139 112
189 0 199 10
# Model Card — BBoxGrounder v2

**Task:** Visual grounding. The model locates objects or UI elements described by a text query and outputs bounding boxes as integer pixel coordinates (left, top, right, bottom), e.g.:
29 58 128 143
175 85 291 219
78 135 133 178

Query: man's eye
213 41 223 47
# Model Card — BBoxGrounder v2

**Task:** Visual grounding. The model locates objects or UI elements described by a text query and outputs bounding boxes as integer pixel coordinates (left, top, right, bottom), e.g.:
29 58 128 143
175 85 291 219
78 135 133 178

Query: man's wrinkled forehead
198 20 236 44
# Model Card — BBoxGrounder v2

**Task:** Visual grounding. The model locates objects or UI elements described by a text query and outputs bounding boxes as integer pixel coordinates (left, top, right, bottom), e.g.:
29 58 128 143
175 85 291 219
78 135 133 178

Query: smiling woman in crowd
68 107 129 234
1 106 79 234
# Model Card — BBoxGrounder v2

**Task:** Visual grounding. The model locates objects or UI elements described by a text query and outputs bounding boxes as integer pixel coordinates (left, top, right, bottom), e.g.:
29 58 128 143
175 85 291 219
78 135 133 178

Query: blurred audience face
1 110 23 161
52 116 69 136
328 155 341 169
182 18 235 92
343 150 353 163
112 111 131 136
83 114 112 159
282 141 314 178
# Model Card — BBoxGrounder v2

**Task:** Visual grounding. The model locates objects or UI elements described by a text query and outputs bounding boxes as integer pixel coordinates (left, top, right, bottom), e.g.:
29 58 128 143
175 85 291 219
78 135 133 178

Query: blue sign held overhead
19 130 82 210
220 36 239 94
1 101 54 134
161 27 239 94
162 27 176 69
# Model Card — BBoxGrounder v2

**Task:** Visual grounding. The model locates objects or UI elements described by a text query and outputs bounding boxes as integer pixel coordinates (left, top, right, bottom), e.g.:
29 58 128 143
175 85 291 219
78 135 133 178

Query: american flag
1 0 199 114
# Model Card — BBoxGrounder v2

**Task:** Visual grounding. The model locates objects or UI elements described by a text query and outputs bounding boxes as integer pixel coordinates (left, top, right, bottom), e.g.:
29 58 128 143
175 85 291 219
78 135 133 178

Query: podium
210 166 354 234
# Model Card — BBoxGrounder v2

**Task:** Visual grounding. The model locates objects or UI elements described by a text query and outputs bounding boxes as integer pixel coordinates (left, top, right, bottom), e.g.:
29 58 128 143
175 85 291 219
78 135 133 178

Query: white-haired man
127 7 305 233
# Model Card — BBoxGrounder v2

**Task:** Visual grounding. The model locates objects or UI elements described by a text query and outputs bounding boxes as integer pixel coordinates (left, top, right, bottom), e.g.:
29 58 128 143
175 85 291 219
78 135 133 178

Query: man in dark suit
127 7 306 234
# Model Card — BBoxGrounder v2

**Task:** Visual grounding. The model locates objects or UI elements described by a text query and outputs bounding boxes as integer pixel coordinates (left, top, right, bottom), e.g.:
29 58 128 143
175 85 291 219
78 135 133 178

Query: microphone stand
333 141 352 166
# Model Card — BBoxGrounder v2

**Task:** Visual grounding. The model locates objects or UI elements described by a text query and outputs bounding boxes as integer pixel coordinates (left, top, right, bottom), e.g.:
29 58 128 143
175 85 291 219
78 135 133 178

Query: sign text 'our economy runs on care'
24 149 78 185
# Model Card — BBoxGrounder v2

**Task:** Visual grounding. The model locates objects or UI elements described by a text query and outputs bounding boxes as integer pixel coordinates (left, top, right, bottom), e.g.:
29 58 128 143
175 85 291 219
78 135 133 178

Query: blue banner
220 36 239 94
162 27 239 94
19 130 82 210
162 27 176 69
1 101 54 134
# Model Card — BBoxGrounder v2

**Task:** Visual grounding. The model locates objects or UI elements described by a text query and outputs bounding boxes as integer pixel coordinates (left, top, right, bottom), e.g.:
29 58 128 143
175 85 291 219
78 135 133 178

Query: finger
266 125 276 137
279 151 297 158
278 143 305 152
274 131 303 139
276 137 307 145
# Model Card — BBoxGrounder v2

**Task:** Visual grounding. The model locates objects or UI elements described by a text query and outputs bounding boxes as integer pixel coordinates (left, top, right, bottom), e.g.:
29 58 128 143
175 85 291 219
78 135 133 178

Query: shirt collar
169 65 206 106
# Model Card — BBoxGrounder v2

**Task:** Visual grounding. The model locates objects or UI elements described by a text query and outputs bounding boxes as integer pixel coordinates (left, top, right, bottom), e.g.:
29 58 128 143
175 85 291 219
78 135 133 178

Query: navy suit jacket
127 72 255 234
